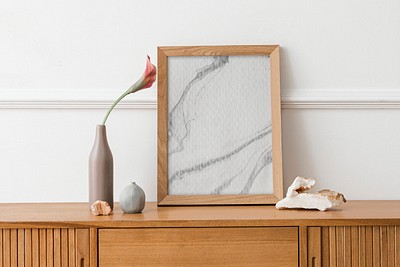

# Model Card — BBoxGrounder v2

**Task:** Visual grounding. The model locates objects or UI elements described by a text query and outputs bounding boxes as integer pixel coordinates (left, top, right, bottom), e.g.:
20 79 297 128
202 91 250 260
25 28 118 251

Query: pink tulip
102 56 157 125
140 55 157 89
127 55 157 93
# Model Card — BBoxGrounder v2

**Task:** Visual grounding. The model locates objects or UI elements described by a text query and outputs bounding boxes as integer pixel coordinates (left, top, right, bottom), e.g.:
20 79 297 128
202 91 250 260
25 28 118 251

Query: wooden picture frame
158 45 282 205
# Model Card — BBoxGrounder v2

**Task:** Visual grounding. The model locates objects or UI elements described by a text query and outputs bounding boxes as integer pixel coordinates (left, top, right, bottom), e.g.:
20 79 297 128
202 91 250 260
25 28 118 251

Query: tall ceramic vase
89 125 114 209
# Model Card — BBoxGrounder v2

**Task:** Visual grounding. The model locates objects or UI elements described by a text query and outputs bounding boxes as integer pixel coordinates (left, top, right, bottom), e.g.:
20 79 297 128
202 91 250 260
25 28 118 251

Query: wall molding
1 88 400 109
0 89 157 109
281 89 400 109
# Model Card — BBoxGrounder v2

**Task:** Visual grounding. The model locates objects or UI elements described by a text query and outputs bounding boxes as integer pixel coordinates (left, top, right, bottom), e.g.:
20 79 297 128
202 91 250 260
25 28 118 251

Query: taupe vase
89 125 114 209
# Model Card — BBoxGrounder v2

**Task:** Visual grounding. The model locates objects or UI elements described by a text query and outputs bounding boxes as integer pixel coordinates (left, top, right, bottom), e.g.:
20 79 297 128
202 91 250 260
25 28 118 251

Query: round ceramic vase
119 182 145 213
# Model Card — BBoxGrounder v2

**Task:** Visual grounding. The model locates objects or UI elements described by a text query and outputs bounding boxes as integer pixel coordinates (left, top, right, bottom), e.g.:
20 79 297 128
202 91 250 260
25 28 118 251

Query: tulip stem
101 91 129 125
101 80 145 125
100 67 150 125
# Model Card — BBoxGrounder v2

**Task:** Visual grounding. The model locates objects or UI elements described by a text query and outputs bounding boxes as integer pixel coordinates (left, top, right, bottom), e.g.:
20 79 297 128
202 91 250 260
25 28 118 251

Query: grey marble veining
167 55 272 195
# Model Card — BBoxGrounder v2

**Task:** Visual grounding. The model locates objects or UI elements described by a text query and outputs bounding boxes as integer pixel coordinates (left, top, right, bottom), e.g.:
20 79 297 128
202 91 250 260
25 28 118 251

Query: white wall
1 0 400 202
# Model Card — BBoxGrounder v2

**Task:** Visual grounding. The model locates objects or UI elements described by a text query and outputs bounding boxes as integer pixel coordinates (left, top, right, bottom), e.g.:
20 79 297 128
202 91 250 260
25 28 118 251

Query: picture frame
157 45 283 205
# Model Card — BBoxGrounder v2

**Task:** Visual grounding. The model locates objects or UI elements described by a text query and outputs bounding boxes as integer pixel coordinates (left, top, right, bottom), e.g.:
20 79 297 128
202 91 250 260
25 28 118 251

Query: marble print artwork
167 55 272 195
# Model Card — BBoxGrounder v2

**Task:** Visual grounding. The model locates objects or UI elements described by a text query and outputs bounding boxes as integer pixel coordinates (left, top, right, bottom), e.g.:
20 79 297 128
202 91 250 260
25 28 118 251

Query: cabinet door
99 227 298 267
0 228 91 267
307 226 400 267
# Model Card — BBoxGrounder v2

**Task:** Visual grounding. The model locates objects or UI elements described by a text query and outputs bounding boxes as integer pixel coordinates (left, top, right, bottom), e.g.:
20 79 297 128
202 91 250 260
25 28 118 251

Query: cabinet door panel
307 226 400 267
0 228 91 267
99 227 298 267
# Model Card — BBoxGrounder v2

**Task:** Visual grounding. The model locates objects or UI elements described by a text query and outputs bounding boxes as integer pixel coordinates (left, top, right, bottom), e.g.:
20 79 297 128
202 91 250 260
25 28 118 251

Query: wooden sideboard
0 201 399 266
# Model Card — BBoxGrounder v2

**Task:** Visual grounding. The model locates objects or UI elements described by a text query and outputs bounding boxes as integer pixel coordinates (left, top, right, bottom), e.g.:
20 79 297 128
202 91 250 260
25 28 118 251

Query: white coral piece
276 177 346 211
286 176 315 197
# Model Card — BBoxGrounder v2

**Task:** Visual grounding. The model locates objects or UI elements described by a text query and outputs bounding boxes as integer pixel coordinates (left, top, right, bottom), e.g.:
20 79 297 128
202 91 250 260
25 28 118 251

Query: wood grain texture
53 228 61 267
396 226 400 267
17 229 24 267
321 227 330 267
300 226 308 267
39 229 46 266
381 225 388 267
361 226 367 266
0 228 90 267
269 46 283 200
344 226 352 267
89 228 97 267
68 229 76 267
336 227 344 267
157 47 168 205
158 45 279 56
10 229 17 267
159 194 280 206
76 229 90 267
319 226 400 267
329 227 336 267
388 226 395 267
99 227 298 267
0 203 400 266
32 229 39 267
24 229 31 266
1 202 400 228
46 228 53 266
0 229 2 266
373 226 380 266
157 45 282 205
365 226 373 267
61 229 69 267
307 227 321 267
351 226 359 266
3 229 10 267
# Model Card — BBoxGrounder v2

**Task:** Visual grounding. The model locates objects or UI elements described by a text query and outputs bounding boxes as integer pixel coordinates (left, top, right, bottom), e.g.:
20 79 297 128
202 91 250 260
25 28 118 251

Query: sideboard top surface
0 201 399 228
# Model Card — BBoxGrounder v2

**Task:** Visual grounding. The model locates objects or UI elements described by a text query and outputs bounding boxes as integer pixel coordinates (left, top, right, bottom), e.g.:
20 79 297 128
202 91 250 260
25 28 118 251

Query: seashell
119 182 145 214
91 200 112 216
276 176 346 211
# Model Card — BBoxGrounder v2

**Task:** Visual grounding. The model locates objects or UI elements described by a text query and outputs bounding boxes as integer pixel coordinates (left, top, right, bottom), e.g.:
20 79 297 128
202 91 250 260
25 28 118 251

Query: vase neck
95 125 109 145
